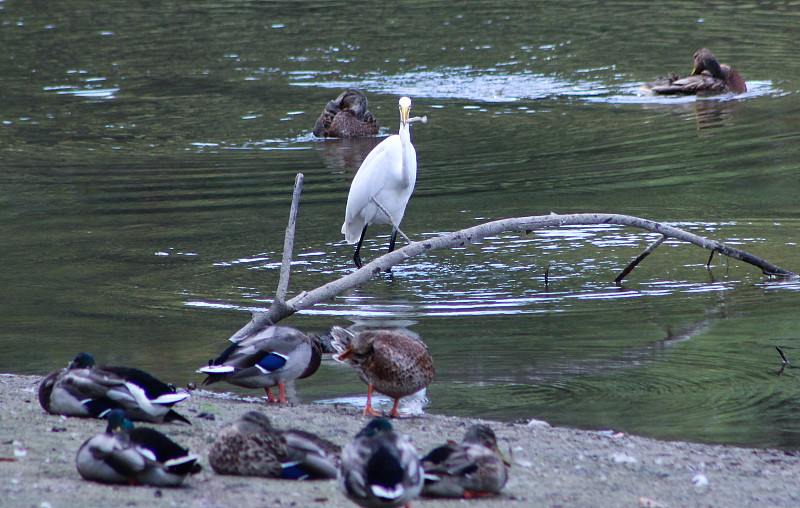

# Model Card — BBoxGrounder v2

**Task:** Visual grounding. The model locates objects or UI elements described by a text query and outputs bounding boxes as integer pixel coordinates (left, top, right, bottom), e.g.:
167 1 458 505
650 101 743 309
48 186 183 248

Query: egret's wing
342 136 402 242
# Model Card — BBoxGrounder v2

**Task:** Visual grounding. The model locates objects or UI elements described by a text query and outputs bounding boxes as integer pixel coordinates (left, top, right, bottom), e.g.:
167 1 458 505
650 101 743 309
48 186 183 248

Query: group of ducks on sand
39 323 505 506
35 48 746 506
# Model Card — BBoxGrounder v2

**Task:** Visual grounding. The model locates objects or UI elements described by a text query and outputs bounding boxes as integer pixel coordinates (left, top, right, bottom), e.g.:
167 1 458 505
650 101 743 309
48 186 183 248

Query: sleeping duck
642 48 747 95
313 88 379 137
209 411 340 479
39 352 190 424
331 326 434 417
76 409 201 486
198 325 323 404
421 424 510 499
339 418 423 508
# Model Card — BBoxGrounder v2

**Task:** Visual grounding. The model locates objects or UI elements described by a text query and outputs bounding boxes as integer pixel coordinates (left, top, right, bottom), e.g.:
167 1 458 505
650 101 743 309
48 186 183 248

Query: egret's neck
397 122 416 187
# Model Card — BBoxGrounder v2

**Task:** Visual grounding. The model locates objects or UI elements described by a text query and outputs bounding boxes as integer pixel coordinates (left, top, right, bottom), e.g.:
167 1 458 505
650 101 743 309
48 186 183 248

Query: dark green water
3 1 800 449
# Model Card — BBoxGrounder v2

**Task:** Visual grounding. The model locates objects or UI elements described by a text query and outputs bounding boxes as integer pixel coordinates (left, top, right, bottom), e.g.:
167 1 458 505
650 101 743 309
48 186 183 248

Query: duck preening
642 48 747 96
208 411 340 479
198 325 323 403
313 88 379 138
330 326 434 417
339 418 424 508
76 409 201 486
39 352 190 424
421 424 510 498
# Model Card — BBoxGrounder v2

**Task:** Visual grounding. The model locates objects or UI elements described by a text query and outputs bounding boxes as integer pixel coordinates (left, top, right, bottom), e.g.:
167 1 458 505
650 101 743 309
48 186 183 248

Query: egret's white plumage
341 96 417 268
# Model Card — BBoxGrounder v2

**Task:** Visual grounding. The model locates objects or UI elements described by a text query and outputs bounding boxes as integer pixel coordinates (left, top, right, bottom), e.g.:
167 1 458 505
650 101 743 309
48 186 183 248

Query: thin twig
707 250 715 267
615 235 667 283
370 196 411 243
776 346 790 365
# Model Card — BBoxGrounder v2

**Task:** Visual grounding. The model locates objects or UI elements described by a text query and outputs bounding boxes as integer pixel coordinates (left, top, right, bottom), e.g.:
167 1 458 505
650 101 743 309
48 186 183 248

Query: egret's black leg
353 225 368 268
388 229 398 253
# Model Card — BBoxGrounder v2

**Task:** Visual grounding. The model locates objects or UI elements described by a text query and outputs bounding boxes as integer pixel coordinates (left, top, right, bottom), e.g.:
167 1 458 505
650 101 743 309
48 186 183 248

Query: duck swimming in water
642 48 747 96
313 88 379 138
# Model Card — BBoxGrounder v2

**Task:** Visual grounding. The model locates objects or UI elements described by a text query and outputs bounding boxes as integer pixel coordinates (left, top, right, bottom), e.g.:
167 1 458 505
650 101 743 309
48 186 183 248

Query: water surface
2 1 800 449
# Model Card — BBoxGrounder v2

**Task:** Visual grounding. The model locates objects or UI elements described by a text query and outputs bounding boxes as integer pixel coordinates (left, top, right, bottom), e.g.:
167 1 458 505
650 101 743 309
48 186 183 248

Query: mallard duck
330 326 434 417
642 48 747 95
421 424 510 499
209 411 340 479
76 409 201 486
39 352 190 424
198 325 323 403
339 418 424 508
313 88 379 138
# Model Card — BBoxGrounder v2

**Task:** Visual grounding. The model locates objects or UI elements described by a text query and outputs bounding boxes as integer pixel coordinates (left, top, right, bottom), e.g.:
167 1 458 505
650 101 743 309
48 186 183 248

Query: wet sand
2 373 799 507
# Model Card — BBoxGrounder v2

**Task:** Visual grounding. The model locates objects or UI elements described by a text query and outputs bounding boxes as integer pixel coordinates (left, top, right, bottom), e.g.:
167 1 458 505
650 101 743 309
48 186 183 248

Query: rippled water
2 1 800 449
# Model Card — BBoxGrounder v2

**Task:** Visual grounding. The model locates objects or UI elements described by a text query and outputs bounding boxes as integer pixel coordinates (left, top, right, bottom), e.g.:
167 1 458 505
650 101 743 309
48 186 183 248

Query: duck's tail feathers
164 409 192 425
165 454 202 475
151 392 190 405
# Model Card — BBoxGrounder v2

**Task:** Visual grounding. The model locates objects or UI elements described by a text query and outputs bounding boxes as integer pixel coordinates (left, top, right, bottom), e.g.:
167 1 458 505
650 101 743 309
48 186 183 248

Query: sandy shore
2 373 799 507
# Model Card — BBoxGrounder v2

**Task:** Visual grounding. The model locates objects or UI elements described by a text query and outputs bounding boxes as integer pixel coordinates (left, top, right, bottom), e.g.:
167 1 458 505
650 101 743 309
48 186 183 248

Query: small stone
611 452 637 464
692 473 709 487
527 418 551 427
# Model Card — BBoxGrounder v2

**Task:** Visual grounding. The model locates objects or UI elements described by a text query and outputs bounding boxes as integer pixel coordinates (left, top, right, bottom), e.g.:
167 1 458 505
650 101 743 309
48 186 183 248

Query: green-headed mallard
642 48 747 95
208 411 340 479
76 409 201 486
339 418 423 508
330 326 434 417
39 352 190 424
313 88 379 138
421 424 510 499
198 325 323 404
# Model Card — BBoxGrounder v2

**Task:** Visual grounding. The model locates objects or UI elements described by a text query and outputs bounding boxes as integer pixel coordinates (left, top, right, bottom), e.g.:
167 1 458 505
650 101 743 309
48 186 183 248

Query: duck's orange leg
388 398 402 418
363 385 381 416
278 382 288 404
264 387 278 403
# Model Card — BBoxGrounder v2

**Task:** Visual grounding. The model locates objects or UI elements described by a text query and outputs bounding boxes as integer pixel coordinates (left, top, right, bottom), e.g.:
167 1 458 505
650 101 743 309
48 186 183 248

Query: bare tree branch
276 173 304 304
228 204 797 339
615 235 666 283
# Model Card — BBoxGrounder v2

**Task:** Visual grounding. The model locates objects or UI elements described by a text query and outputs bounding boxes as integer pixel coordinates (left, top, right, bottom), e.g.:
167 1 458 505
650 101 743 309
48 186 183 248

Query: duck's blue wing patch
256 353 288 373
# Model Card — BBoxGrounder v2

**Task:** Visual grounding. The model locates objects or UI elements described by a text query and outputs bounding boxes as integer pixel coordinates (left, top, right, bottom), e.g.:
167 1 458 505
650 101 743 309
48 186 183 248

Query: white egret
341 96 417 268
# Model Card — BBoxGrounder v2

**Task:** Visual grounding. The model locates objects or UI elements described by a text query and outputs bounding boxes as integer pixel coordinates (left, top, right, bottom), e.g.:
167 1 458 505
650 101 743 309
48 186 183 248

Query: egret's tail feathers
341 221 362 244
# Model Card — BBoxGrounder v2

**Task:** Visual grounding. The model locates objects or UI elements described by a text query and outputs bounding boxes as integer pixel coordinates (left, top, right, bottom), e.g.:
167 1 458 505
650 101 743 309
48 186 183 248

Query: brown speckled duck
421 424 510 499
209 411 340 479
643 48 747 96
313 88 379 137
330 326 434 417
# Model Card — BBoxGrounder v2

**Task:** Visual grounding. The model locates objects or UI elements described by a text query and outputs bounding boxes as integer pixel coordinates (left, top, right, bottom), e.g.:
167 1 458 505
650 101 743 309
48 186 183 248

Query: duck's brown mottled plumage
209 411 340 479
421 424 510 499
313 88 379 137
330 327 434 417
643 48 747 96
